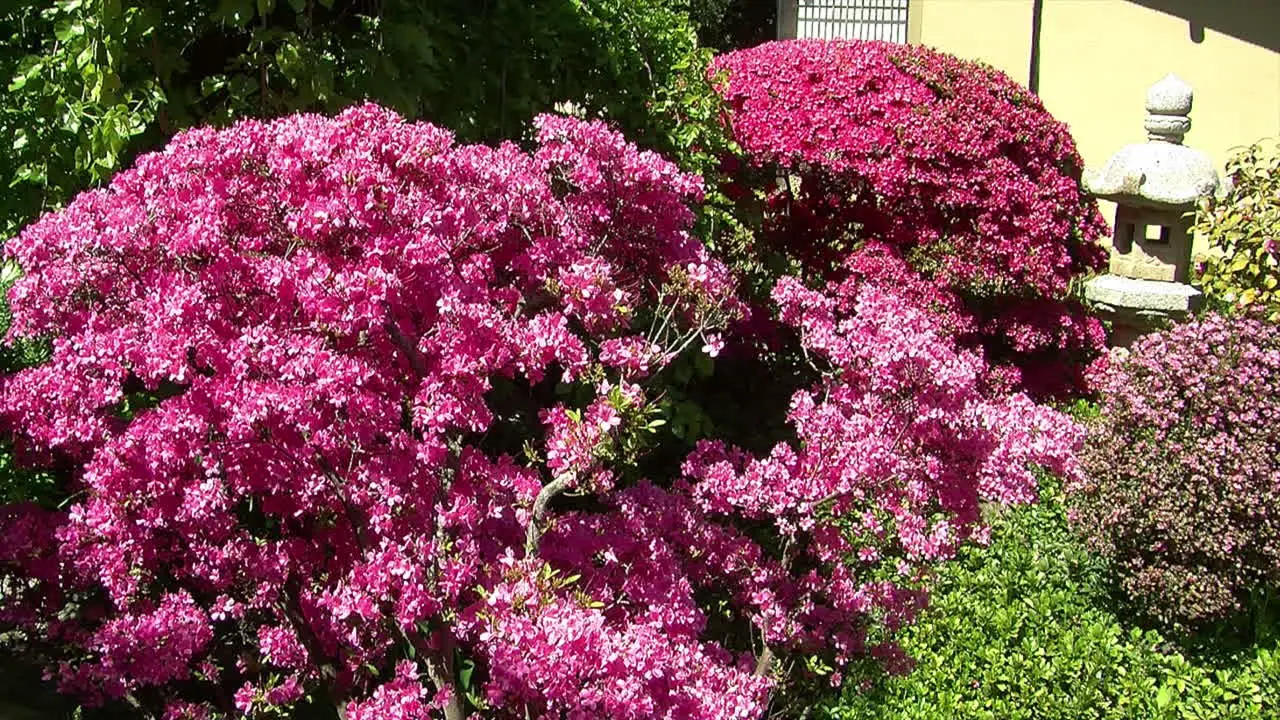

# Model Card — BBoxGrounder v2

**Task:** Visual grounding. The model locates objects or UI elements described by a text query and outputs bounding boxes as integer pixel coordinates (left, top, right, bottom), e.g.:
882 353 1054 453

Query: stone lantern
1083 74 1221 346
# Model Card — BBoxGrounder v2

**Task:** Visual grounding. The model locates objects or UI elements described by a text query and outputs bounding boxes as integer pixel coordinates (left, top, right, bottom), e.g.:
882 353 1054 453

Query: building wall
778 0 1277 248
913 0 1280 176
914 0 1034 82
909 0 1279 251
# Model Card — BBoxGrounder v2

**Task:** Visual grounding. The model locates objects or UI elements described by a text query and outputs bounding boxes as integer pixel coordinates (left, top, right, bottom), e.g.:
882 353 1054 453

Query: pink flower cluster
475 569 771 719
673 274 1082 663
0 105 737 717
711 40 1110 398
345 662 438 720
0 102 1084 718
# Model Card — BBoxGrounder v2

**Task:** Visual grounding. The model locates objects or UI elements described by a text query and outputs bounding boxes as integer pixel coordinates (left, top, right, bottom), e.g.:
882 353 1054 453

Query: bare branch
525 474 574 556
753 646 777 678
315 454 370 553
385 320 429 378
406 631 466 720
282 578 351 719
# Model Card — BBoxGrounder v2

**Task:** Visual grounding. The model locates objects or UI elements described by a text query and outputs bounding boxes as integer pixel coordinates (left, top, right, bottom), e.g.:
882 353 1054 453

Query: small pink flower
701 333 725 358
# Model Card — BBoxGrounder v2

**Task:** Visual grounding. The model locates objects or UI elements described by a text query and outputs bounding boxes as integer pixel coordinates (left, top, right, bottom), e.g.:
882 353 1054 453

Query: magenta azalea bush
710 40 1109 398
1071 313 1280 627
0 104 1082 719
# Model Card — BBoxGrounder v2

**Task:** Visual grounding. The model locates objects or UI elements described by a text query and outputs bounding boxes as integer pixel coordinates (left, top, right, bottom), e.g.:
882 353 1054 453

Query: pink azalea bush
710 40 1109 398
0 104 1082 718
1070 313 1280 627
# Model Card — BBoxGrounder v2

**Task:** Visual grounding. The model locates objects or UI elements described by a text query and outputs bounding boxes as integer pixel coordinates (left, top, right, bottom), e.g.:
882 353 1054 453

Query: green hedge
820 482 1280 720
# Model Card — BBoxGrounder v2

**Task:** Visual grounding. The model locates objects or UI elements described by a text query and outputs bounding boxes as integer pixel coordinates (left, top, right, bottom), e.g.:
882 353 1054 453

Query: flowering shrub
709 40 1109 398
1070 313 1280 627
1192 139 1280 320
0 104 1081 718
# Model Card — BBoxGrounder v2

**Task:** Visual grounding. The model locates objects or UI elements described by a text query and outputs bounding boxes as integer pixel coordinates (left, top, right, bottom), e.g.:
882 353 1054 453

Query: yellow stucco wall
913 0 1280 180
915 0 1034 83
1039 0 1279 175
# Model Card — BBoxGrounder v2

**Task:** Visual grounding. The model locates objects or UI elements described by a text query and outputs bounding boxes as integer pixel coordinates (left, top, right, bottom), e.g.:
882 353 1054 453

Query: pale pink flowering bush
1070 313 1280 627
0 103 1083 718
710 40 1109 398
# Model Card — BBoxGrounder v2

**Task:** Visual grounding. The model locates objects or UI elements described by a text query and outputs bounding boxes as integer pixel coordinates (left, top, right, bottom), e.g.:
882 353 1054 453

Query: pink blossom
711 40 1109 397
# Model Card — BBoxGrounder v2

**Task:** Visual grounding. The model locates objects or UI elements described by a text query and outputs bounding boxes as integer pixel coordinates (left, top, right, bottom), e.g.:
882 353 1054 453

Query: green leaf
75 43 95 69
215 0 255 26
9 163 47 187
200 75 228 97
54 20 86 43
459 658 475 690
8 56 45 91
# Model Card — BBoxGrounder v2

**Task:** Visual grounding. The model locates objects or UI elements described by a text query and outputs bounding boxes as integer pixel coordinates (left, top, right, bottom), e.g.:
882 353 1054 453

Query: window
795 0 911 42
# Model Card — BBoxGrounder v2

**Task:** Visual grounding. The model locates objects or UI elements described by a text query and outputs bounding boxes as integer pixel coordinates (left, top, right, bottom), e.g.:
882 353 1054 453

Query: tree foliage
0 0 724 241
1193 139 1280 320
680 0 775 51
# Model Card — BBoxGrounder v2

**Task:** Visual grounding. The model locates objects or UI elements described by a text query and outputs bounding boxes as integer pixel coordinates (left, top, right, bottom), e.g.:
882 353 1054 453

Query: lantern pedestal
1084 275 1204 347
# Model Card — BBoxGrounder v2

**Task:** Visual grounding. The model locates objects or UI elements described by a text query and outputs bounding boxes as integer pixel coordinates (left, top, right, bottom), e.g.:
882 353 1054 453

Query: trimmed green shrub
1193 139 1280 320
820 481 1280 720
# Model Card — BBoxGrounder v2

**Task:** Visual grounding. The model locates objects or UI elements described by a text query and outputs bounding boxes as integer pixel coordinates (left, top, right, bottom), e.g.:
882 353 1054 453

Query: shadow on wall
1127 0 1280 53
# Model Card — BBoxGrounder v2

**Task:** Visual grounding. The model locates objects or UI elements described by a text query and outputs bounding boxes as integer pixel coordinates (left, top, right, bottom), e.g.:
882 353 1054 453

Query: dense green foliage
1193 139 1280 320
822 481 1280 719
0 0 725 240
681 0 774 51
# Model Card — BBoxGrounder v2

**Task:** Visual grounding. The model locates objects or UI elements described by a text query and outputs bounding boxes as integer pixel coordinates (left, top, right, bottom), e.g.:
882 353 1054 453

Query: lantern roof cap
1084 74 1220 208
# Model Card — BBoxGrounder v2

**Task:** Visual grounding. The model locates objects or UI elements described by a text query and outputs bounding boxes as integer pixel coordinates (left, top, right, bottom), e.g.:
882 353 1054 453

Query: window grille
795 0 910 43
